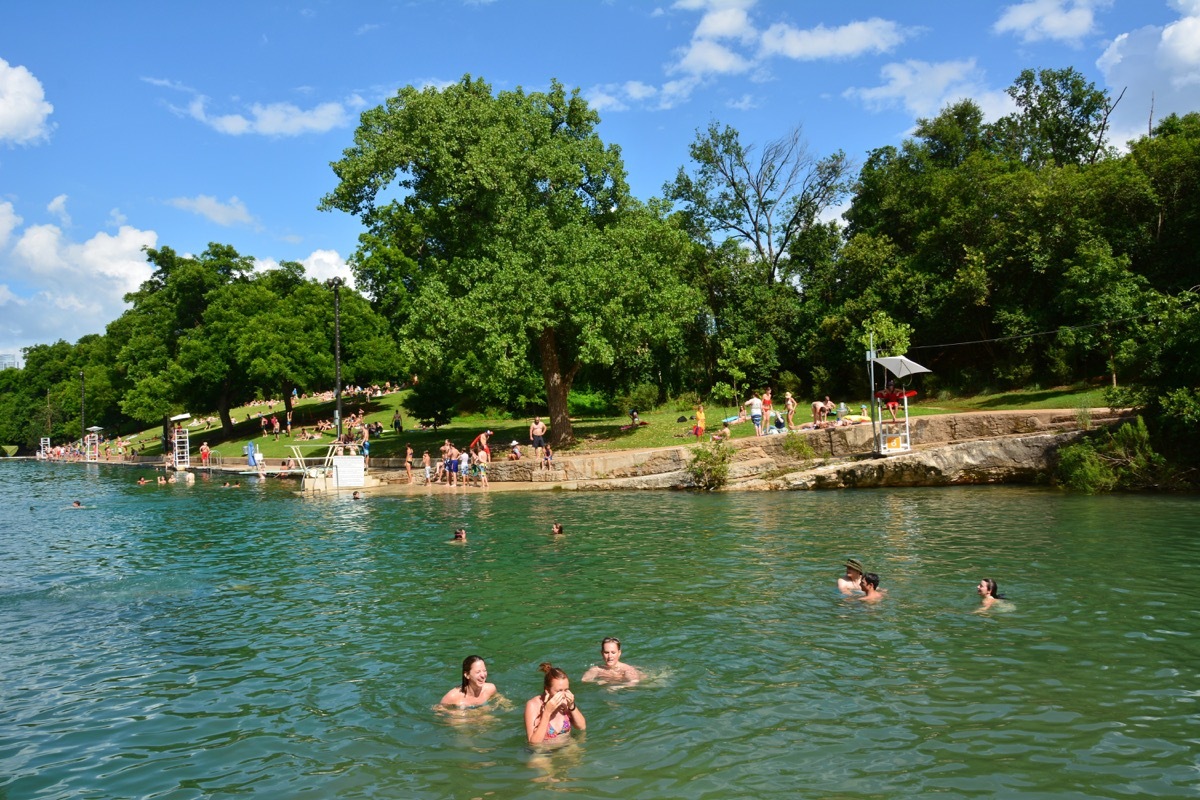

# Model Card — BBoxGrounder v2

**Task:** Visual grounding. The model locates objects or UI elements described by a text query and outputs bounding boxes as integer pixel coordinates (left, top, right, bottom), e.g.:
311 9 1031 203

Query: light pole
327 277 344 441
79 370 85 449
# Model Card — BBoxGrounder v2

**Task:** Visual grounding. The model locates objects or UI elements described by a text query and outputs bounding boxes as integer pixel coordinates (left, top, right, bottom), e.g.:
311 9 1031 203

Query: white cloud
586 86 628 112
47 194 71 227
107 208 128 228
1097 5 1200 146
845 59 1015 121
726 93 758 110
674 38 752 76
0 217 156 352
166 195 257 227
181 96 350 136
148 75 354 137
695 6 757 43
0 200 21 248
0 57 54 145
760 18 910 60
624 81 659 101
994 0 1107 45
302 249 355 286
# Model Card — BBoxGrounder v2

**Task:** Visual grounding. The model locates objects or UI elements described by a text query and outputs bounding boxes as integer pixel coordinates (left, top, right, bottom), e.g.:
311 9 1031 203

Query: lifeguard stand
866 345 931 455
168 412 192 469
174 427 190 468
39 437 50 458
84 433 100 462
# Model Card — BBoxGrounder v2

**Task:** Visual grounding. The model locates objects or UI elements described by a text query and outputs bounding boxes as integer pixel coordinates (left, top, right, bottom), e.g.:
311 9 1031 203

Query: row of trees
0 244 401 449
322 68 1199 449
4 67 1198 458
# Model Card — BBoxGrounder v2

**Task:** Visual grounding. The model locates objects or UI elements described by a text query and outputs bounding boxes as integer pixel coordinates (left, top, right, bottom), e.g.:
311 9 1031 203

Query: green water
1 460 1197 799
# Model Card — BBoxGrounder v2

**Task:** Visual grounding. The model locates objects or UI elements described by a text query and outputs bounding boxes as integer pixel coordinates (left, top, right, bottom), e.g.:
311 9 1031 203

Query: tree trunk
538 327 576 447
218 383 235 437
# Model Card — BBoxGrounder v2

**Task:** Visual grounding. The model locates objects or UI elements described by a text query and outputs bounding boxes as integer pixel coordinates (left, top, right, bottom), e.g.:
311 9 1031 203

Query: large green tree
321 75 699 445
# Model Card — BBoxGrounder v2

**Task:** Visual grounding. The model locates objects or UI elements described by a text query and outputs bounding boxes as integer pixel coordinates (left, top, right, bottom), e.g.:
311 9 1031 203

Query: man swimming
839 559 865 594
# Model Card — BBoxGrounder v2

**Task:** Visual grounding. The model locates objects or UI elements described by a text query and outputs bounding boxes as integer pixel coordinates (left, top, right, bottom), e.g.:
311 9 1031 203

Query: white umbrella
872 356 931 380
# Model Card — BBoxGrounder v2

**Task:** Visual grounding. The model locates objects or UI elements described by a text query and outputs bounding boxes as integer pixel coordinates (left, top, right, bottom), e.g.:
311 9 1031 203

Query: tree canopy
321 75 700 445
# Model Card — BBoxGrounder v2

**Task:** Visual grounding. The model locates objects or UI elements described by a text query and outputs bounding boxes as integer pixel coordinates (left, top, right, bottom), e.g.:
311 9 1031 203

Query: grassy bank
119 383 1109 463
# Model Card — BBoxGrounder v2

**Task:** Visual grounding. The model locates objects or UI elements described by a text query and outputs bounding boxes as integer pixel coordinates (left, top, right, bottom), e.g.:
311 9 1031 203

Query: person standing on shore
530 416 548 461
745 392 764 436
694 404 706 441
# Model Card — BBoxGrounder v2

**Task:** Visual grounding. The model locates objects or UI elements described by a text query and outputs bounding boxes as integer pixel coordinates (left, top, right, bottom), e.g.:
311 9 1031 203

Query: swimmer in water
70 500 83 509
858 572 885 603
525 663 586 744
976 577 1006 611
451 528 467 542
582 636 644 684
839 559 865 595
550 522 564 535
439 655 499 708
352 491 361 500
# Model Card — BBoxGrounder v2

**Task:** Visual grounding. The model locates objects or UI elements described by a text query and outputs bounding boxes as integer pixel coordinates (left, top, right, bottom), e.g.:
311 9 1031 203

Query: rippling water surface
1 460 1198 798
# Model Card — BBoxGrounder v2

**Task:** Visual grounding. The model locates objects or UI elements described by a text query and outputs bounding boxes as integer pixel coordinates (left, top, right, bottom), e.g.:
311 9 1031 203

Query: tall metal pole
330 278 344 441
867 333 879 455
79 370 85 449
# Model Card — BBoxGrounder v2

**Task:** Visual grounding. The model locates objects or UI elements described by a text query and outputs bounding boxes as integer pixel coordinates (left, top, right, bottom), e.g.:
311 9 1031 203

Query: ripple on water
2 465 1199 798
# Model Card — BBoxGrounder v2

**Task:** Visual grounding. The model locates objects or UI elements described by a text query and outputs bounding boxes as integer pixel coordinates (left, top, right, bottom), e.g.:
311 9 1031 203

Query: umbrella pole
867 334 880 455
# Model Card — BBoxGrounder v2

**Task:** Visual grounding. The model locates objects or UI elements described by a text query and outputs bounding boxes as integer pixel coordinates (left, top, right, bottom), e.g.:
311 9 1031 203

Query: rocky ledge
370 410 1131 491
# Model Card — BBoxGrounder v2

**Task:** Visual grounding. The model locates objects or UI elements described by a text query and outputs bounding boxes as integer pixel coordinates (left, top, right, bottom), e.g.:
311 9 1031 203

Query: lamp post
79 370 85 450
326 277 344 441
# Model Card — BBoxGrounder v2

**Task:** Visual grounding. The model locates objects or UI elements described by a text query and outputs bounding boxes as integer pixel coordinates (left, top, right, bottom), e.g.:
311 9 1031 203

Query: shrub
687 441 733 490
780 434 817 461
1054 417 1175 493
776 370 802 397
672 391 701 412
616 383 660 415
567 389 612 417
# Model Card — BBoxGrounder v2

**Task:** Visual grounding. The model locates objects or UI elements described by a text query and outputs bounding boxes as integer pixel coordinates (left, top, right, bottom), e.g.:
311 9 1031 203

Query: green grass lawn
121 383 1112 462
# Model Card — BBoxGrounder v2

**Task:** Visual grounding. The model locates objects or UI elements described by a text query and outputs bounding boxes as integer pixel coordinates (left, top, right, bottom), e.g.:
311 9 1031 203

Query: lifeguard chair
866 350 930 455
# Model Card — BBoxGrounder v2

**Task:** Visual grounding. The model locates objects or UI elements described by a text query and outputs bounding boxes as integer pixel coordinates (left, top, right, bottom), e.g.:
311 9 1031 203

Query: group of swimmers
439 637 644 744
839 558 1008 610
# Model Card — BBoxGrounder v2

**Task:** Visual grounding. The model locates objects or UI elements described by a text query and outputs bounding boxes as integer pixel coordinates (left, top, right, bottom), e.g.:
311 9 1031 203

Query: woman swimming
581 637 644 684
439 655 498 708
524 663 586 744
977 577 1005 610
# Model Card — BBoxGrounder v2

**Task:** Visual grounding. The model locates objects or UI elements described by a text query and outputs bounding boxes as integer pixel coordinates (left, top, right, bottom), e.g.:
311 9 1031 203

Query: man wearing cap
839 559 865 594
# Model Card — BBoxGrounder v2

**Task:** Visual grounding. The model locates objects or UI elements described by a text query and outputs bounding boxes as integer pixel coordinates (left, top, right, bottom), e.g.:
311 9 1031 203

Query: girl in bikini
524 663 586 743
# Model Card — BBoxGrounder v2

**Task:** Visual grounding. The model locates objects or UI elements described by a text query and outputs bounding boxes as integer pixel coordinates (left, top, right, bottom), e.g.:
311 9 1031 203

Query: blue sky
2 0 1198 360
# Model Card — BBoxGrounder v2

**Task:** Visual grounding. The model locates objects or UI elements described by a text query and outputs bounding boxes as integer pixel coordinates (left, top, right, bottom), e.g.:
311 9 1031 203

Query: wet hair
981 578 1004 599
600 636 621 652
453 528 466 539
538 662 568 692
461 655 484 691
861 572 880 590
551 522 564 535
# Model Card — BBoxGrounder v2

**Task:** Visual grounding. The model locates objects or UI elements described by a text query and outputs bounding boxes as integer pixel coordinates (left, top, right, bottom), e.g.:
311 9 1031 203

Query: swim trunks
532 435 545 448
